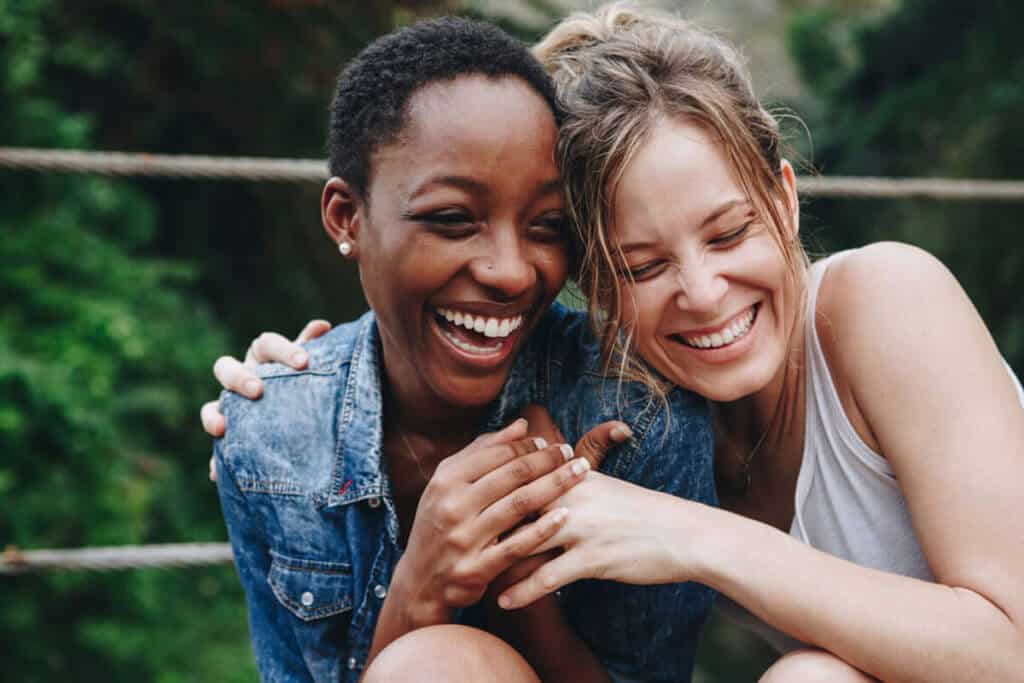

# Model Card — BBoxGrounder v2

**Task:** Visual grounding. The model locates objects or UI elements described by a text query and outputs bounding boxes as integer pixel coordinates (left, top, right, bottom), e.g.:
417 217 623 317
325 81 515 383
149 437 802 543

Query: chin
432 372 511 409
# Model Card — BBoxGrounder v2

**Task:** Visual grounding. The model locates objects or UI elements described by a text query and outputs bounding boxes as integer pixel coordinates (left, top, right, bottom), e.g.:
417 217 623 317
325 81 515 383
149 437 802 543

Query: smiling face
612 117 799 403
332 75 568 412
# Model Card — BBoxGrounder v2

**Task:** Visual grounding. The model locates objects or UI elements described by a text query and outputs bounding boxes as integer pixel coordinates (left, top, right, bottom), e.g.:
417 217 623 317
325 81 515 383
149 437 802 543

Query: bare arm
503 244 1024 682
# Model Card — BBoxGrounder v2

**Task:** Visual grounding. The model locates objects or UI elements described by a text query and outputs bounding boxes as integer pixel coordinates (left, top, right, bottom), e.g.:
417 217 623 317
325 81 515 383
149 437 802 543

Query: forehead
614 118 745 240
372 75 560 192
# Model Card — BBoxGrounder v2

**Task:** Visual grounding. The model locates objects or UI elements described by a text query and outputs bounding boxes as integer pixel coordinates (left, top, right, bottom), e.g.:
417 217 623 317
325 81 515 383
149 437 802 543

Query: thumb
575 420 633 471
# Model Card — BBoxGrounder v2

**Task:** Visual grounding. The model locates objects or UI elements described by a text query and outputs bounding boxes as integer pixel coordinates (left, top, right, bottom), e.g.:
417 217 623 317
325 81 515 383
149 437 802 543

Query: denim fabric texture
214 302 717 683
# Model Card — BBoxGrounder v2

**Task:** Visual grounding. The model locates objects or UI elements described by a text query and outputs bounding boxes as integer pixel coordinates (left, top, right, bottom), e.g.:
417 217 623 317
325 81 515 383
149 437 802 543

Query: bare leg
760 649 878 683
362 624 540 683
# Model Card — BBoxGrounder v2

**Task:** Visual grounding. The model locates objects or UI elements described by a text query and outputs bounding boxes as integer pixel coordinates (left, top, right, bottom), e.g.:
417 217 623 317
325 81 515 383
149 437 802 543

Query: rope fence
3 144 1023 577
4 147 1024 200
1 543 233 574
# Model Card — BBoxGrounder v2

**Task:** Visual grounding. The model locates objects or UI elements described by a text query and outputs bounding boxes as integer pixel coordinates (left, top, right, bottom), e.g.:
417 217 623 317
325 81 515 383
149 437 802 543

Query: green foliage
788 0 1024 371
0 3 257 681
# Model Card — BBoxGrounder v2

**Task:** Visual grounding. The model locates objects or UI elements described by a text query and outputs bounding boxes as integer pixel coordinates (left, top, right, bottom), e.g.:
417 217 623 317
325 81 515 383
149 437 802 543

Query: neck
378 346 485 455
714 308 807 487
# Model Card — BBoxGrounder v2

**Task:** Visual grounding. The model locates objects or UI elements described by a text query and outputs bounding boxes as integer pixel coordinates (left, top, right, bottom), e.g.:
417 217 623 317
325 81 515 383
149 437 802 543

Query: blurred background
2 0 1021 680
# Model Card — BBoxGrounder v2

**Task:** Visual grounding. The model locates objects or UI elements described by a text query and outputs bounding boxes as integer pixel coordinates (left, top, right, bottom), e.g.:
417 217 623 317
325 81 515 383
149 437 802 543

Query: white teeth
680 306 756 350
441 328 502 354
434 308 525 340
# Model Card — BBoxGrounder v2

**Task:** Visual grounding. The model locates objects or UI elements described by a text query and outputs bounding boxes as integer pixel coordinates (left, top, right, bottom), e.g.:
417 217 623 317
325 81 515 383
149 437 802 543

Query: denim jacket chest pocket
268 551 354 622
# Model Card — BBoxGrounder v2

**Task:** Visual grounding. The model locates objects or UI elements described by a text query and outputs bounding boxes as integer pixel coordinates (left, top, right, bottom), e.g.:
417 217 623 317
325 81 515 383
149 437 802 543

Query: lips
674 304 759 350
430 305 530 364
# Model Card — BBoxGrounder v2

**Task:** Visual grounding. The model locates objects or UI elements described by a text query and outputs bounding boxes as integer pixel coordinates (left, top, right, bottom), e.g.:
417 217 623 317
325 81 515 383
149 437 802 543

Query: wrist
389 562 454 628
663 494 731 584
686 504 779 592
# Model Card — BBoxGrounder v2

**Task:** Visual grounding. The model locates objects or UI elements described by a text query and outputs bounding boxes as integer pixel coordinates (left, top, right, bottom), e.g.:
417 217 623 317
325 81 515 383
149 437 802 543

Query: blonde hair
534 2 808 396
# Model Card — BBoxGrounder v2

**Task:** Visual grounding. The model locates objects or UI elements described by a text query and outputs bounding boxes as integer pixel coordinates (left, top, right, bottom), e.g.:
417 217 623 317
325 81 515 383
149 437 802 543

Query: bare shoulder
819 242 958 319
816 242 969 354
814 242 996 439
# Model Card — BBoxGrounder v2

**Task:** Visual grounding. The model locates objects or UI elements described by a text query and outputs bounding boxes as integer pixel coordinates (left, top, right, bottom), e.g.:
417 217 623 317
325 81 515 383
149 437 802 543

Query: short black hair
328 16 561 199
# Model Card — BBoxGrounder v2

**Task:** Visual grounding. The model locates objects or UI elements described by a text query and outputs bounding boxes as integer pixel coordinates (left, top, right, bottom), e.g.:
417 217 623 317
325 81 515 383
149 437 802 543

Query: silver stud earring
338 241 352 256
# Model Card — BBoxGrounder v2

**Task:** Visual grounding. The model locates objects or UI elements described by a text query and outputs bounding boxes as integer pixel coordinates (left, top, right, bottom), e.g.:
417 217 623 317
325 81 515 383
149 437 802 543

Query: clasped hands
202 323 685 622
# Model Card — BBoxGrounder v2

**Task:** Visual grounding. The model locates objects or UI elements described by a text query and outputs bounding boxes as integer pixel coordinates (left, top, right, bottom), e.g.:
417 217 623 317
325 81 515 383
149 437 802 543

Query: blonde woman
490 5 1024 681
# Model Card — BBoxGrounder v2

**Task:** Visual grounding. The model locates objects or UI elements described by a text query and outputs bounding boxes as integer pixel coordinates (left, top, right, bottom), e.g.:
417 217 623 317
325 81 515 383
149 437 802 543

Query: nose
672 260 727 313
469 230 535 301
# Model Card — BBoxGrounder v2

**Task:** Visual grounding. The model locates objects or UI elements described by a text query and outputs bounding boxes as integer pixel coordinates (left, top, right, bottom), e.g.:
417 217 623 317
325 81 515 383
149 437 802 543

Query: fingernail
610 425 633 442
534 437 548 450
559 444 574 461
553 507 569 523
498 595 512 609
291 351 307 367
244 379 261 396
571 458 589 476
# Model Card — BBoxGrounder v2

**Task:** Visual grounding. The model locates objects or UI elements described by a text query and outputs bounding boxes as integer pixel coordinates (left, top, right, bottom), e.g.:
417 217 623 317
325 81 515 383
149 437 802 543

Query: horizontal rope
3 147 1024 199
0 148 326 182
1 543 233 574
796 175 1024 200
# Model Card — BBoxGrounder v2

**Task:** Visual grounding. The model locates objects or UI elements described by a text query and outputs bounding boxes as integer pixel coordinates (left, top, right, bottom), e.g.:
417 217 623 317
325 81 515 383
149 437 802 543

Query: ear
779 159 800 239
322 177 364 257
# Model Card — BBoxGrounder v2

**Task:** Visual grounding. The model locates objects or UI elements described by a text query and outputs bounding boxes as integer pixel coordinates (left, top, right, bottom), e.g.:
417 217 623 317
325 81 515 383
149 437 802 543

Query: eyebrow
619 198 751 255
408 176 563 202
409 175 488 199
700 198 750 228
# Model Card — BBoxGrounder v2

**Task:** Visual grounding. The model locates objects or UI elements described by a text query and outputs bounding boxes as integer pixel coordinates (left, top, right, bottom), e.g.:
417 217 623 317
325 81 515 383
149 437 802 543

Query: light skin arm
503 243 1024 682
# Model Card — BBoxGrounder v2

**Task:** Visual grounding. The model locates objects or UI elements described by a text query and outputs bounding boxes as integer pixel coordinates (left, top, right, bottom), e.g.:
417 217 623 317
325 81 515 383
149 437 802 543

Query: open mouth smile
432 306 526 359
673 303 759 350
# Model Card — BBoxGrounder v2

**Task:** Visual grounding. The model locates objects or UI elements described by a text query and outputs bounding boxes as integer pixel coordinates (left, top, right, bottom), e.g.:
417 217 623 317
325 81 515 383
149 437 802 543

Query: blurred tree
788 0 1024 370
0 0 444 680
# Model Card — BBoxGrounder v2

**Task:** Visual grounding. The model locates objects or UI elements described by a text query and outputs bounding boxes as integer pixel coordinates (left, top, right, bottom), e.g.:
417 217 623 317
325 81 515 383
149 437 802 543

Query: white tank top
719 250 1024 652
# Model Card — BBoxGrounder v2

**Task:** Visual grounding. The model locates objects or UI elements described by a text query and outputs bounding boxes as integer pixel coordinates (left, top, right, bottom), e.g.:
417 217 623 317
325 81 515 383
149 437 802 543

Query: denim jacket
214 302 716 683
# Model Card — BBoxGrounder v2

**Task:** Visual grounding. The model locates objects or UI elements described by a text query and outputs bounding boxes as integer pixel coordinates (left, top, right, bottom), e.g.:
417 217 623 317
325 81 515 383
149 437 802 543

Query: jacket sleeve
215 440 314 682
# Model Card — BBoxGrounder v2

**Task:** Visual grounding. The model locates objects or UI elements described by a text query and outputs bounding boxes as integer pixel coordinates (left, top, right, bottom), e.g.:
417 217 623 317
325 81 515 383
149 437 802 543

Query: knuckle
450 560 477 584
435 499 461 525
509 458 534 483
509 492 534 517
500 538 526 562
538 566 559 590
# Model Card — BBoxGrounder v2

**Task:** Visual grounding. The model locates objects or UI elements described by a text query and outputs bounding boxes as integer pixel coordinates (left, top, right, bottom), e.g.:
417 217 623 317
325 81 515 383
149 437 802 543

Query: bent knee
362 625 539 683
760 649 876 683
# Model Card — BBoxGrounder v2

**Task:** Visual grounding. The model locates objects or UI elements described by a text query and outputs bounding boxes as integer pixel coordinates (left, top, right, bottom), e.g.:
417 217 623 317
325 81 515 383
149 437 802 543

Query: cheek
618 283 661 344
533 244 570 295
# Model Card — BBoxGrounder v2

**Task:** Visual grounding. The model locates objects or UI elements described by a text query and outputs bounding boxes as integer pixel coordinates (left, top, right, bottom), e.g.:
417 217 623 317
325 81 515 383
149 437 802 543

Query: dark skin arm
485 553 610 683
482 405 623 683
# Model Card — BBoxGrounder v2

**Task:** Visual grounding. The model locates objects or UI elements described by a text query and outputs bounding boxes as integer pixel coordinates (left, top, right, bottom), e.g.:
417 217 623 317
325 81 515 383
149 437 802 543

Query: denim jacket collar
326 312 545 509
327 314 385 508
